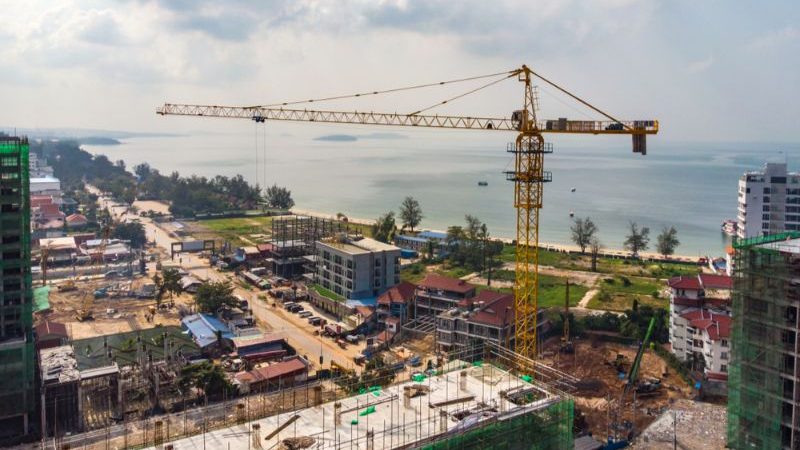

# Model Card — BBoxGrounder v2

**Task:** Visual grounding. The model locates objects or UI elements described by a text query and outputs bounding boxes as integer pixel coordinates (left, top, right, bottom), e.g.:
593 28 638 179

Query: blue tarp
181 313 234 348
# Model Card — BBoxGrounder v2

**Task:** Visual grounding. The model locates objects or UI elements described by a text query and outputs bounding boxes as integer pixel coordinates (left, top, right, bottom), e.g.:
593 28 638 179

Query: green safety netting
33 286 51 313
359 405 376 416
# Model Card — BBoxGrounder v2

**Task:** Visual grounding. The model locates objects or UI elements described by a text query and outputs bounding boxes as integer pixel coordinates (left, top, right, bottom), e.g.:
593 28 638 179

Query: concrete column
366 430 375 450
460 371 467 391
314 385 323 406
439 410 448 433
334 402 342 426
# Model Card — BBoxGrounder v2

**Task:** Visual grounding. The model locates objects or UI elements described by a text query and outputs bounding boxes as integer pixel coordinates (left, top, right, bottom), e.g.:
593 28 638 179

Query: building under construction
268 215 361 278
159 341 575 450
728 232 800 449
0 136 35 440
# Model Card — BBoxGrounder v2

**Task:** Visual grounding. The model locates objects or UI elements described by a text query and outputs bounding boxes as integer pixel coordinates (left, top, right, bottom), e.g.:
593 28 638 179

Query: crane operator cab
510 110 524 131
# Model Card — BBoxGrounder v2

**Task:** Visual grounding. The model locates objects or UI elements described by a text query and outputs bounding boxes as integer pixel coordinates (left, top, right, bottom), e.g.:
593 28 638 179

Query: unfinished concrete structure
728 233 800 449
153 342 576 449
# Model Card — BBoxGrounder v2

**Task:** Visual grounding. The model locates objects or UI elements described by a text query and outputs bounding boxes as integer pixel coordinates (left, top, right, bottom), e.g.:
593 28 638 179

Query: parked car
298 311 313 318
104 270 120 279
308 317 322 326
289 305 304 313
283 302 297 310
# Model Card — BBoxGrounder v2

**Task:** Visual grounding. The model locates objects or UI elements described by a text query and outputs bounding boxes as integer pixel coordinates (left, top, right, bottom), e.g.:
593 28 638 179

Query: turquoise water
84 124 800 256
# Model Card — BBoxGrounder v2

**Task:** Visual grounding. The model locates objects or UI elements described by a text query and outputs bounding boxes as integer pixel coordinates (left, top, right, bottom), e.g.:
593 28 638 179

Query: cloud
78 10 127 46
747 26 799 51
685 55 714 74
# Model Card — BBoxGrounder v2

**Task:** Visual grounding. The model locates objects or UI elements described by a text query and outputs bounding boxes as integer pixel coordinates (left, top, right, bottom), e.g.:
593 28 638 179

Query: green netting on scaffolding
359 405 376 416
422 397 574 450
727 246 786 449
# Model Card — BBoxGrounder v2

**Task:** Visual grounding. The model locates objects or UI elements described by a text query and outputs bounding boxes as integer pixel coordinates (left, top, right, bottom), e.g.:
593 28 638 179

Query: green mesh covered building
728 232 800 449
0 136 34 437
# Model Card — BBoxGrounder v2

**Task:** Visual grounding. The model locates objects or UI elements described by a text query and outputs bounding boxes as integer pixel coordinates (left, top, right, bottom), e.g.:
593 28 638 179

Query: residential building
0 136 35 437
668 273 733 382
65 213 88 228
34 320 69 350
29 175 61 197
28 153 54 178
436 290 514 351
727 233 800 449
181 313 235 354
315 236 401 300
737 162 800 239
413 273 476 319
394 230 449 257
233 356 309 394
376 281 416 328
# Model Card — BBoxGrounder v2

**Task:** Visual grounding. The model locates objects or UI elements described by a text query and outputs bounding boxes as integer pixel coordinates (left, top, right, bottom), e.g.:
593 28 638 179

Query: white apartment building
738 163 800 239
315 236 401 300
668 273 732 381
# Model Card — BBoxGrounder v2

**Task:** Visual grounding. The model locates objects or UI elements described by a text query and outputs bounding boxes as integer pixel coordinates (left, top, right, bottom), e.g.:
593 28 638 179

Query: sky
0 0 797 143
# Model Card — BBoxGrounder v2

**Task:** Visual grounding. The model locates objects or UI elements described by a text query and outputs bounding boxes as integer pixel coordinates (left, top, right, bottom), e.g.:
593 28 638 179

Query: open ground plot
40 277 195 340
541 339 692 440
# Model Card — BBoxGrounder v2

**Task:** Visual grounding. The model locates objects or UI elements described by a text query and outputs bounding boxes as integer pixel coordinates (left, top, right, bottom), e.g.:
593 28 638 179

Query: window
721 352 728 360
323 251 330 260
763 205 770 212
721 339 729 347
763 214 770 221
0 157 17 167
764 196 771 203
764 187 771 194
721 364 727 373
772 176 787 184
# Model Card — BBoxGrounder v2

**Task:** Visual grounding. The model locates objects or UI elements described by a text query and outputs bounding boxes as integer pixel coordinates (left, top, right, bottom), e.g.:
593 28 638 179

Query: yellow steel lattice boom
156 65 658 361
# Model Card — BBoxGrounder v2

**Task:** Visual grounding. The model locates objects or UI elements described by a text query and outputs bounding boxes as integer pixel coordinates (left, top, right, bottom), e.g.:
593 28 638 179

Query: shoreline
290 207 703 263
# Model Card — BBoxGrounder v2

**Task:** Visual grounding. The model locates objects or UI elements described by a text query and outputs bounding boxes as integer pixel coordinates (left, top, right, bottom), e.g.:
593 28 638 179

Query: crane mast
157 65 658 361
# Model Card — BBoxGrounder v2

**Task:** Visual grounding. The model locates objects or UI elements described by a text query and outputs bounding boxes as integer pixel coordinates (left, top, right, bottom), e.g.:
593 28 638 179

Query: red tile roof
699 274 733 290
234 358 307 384
377 281 417 305
668 276 702 290
668 274 732 291
30 196 54 208
355 306 374 318
417 274 474 294
35 321 68 338
257 243 275 253
680 310 731 341
470 293 515 327
66 213 88 224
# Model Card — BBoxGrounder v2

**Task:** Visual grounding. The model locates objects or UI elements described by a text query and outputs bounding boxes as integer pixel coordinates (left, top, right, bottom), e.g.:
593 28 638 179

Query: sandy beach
291 207 703 263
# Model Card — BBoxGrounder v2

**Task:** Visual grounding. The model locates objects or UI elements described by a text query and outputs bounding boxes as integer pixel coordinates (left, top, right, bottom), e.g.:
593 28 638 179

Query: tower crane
157 65 658 360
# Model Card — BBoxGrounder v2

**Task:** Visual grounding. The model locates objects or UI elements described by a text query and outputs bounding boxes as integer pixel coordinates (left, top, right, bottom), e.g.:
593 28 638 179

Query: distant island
314 132 408 142
314 134 358 142
78 136 121 145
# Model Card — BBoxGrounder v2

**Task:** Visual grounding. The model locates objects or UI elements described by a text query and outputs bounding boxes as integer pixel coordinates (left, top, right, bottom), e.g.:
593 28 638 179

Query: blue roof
396 235 428 244
181 314 234 348
418 231 447 240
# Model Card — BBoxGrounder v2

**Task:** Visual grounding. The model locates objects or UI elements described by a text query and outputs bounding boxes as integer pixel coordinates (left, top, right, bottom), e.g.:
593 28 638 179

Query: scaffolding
0 137 35 440
270 215 358 278
728 232 800 449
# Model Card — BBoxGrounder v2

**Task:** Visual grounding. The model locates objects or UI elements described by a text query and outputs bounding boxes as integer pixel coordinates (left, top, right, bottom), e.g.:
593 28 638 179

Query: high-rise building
728 233 800 449
737 162 800 239
315 236 401 300
0 136 35 437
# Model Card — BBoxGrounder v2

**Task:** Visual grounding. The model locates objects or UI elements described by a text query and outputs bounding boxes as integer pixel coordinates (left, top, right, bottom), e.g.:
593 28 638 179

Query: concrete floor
156 362 562 450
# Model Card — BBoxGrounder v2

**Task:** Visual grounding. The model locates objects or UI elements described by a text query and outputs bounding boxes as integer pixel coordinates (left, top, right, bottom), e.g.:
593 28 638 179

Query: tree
178 361 232 399
264 184 295 209
152 272 164 304
623 221 650 257
195 281 238 313
372 211 397 243
656 226 680 258
570 217 598 253
111 222 147 248
161 268 183 299
399 196 423 232
590 237 601 272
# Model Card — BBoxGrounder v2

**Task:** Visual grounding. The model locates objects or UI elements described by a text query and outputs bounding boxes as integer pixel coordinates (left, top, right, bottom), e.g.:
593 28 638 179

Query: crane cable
528 69 632 131
246 69 518 109
408 71 518 116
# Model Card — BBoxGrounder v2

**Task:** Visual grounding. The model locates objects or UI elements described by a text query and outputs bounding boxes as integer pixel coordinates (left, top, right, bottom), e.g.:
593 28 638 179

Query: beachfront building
667 273 732 381
376 281 416 330
737 162 800 239
314 236 401 300
394 230 449 257
436 290 514 351
413 274 476 319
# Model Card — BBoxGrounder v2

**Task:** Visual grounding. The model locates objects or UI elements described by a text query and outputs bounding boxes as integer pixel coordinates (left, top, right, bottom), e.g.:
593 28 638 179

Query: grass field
584 274 666 311
587 292 667 311
498 245 699 278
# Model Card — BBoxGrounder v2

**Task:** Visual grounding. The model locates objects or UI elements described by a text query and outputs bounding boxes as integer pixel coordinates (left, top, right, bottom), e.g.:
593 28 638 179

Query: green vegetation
178 361 233 399
399 196 423 232
372 211 397 243
587 275 666 311
264 184 295 209
195 281 238 313
199 216 275 246
311 284 345 302
488 271 588 307
498 245 698 278
112 221 147 248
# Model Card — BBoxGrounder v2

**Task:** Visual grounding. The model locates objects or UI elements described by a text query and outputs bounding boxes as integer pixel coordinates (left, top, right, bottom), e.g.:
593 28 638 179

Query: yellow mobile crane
157 65 658 359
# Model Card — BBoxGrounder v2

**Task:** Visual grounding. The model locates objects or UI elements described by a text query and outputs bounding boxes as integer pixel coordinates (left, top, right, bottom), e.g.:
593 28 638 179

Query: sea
82 123 800 257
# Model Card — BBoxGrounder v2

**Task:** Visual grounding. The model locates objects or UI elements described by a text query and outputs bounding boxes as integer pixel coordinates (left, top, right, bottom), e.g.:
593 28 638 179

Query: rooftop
377 281 416 305
680 309 732 341
182 314 235 348
417 273 475 294
40 345 80 384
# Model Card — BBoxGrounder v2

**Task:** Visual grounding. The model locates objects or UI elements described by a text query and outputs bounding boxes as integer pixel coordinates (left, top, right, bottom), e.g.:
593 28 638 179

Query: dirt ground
40 277 196 340
132 200 171 215
541 338 692 440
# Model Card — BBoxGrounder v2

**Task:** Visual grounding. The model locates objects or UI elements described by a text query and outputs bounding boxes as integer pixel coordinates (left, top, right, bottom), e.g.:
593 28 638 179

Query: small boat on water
569 211 575 217
570 187 576 192
478 181 488 186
